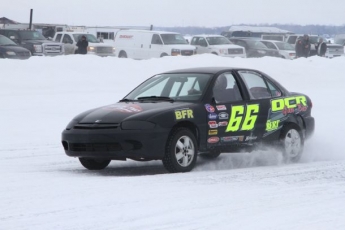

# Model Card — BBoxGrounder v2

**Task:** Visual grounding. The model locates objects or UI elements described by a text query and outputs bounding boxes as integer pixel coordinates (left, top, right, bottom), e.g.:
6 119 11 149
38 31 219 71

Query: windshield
0 36 17 45
334 38 345 45
274 42 294 50
246 40 267 49
161 34 188 45
72 34 99 43
19 31 46 40
123 73 212 101
206 36 231 45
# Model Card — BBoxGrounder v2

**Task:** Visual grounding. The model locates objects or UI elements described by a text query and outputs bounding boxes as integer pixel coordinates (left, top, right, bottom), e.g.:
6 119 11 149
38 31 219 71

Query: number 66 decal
226 104 259 132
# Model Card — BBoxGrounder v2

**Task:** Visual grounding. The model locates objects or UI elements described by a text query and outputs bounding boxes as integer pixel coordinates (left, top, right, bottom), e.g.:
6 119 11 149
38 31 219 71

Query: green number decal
226 105 244 132
241 104 259 130
226 104 259 132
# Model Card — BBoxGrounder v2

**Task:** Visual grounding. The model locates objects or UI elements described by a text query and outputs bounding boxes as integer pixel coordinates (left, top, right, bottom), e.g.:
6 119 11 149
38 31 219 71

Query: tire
162 128 198 173
160 53 168 57
118 51 127 58
280 124 304 163
211 52 218 55
199 151 221 159
79 158 111 170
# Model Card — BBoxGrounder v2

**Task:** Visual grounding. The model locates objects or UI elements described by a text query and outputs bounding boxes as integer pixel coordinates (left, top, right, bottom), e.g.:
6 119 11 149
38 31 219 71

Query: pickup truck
0 29 64 56
53 32 115 57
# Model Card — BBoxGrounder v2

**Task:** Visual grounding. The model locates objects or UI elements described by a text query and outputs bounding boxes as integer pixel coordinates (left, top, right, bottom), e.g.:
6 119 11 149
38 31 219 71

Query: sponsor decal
271 96 307 113
208 113 218 120
266 119 280 131
245 136 257 141
208 121 218 129
297 104 308 112
104 104 142 113
208 136 220 144
119 35 133 39
216 105 227 111
282 107 295 115
218 121 228 127
209 130 218 135
175 109 194 120
221 136 244 142
204 104 215 113
226 104 260 132
219 112 229 119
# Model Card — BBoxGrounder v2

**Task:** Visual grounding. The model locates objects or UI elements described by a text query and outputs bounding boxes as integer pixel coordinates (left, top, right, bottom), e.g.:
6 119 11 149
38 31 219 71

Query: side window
287 36 297 44
151 34 163 44
198 38 207 47
264 42 277 50
7 31 19 40
238 71 271 99
191 37 198 45
267 81 282 97
55 34 62 42
213 72 243 103
62 34 73 44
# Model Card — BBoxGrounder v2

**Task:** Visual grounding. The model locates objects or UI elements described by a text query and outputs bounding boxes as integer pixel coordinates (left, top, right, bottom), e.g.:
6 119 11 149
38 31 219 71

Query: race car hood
76 101 194 124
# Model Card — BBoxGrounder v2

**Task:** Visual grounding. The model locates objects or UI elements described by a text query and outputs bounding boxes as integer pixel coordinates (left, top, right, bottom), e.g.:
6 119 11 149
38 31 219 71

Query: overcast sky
1 0 345 27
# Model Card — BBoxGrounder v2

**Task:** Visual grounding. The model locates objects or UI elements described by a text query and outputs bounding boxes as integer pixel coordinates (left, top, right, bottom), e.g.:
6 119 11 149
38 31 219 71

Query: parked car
114 30 196 59
286 34 344 58
0 29 64 56
229 38 280 58
190 34 246 58
0 34 31 59
62 67 315 173
261 40 296 59
53 32 116 57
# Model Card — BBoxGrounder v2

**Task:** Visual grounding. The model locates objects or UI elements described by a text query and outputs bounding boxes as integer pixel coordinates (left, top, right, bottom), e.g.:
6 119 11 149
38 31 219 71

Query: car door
206 71 266 148
150 33 164 58
234 70 274 141
191 37 208 54
62 34 75 54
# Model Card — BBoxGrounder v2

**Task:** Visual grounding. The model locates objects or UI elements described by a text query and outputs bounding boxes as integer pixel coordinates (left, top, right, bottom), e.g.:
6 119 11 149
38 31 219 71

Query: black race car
62 67 315 173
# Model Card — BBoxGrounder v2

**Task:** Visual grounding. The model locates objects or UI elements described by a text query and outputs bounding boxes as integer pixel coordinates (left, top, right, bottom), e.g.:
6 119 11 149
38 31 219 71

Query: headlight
171 49 180 56
112 47 116 53
87 46 96 52
33 45 43 53
219 49 228 54
6 51 16 56
121 121 156 130
65 119 79 130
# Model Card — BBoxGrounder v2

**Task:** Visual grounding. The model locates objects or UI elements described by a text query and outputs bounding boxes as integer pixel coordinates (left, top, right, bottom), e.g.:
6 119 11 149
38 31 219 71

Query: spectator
76 35 88 54
295 38 303 58
316 38 327 57
301 34 311 58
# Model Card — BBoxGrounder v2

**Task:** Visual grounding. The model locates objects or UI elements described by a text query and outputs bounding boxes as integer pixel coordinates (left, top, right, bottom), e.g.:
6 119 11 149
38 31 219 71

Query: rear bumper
304 116 315 139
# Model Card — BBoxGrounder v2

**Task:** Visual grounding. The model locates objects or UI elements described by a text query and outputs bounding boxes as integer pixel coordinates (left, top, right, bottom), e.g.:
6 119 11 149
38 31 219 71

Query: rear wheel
280 124 304 163
160 53 168 57
118 51 127 58
79 158 111 170
162 128 198 173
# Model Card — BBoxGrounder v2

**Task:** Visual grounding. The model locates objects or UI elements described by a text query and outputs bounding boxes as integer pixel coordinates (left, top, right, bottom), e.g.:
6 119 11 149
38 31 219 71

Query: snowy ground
1 54 345 230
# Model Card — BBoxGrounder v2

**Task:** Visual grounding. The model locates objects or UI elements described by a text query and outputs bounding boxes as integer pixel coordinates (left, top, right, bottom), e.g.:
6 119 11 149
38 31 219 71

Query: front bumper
61 125 170 160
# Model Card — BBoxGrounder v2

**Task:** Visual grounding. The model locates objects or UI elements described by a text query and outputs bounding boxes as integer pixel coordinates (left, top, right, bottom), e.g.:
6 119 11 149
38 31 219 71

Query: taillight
309 100 313 108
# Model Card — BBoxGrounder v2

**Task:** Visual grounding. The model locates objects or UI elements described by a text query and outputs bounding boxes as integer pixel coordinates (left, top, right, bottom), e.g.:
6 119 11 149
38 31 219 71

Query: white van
114 30 196 59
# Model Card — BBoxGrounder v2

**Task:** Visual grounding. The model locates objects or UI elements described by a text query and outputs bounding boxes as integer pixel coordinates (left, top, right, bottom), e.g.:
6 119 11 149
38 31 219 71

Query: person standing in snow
301 34 311 58
295 38 303 58
76 35 88 54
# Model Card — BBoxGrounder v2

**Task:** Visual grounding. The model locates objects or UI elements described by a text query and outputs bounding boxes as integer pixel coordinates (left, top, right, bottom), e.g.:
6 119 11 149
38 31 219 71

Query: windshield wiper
137 96 174 102
119 98 135 102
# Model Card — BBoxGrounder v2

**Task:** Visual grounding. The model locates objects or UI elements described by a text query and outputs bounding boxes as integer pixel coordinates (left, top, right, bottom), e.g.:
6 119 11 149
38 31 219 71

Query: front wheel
79 158 111 170
280 125 304 163
118 51 127 58
162 128 198 173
